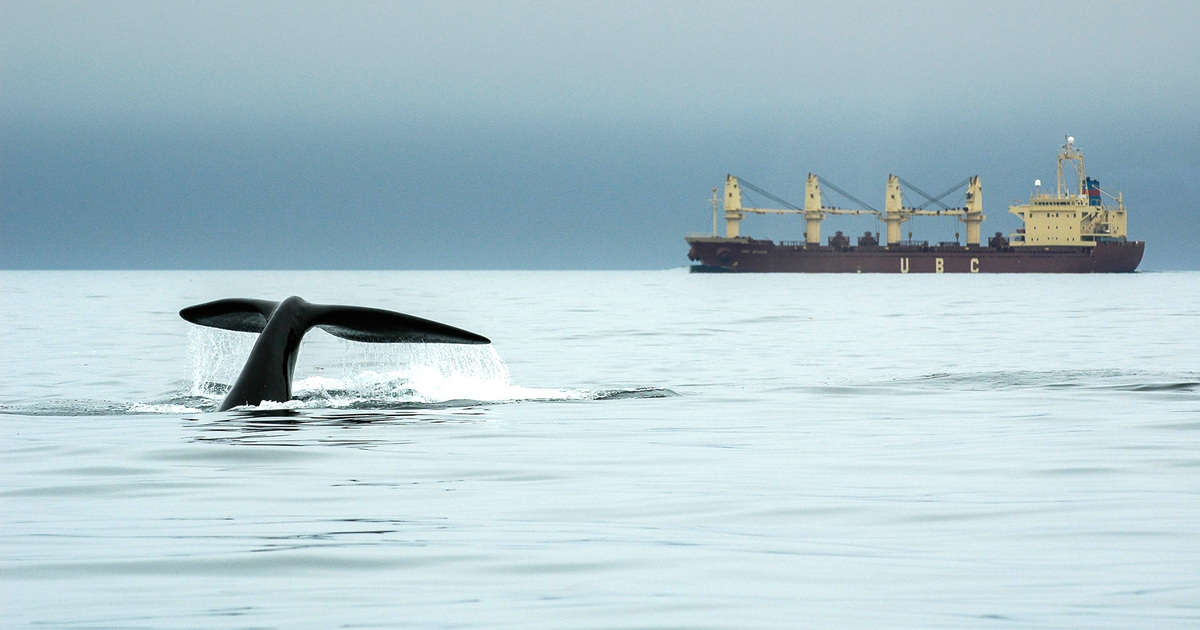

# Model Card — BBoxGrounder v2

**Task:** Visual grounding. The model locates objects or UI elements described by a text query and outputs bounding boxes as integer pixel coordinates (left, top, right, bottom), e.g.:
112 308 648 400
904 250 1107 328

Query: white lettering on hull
936 258 944 273
900 258 909 273
970 258 980 273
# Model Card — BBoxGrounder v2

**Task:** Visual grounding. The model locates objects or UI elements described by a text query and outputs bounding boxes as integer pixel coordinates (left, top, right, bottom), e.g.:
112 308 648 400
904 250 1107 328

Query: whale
180 296 489 411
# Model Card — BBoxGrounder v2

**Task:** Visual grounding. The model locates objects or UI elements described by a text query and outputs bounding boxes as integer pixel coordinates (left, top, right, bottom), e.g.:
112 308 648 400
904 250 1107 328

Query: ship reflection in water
686 136 1144 273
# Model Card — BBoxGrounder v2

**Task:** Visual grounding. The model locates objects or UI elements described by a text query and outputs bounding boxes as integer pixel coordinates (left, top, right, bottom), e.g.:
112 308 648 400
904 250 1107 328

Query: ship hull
686 237 1144 273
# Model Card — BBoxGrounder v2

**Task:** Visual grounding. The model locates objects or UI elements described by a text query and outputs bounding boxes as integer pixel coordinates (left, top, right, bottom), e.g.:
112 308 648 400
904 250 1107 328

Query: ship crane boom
720 174 880 243
886 175 984 245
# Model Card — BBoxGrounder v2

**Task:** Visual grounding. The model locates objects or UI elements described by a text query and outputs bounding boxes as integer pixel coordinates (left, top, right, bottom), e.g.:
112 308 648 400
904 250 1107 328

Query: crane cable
896 175 973 210
736 178 803 211
813 176 879 214
734 174 967 217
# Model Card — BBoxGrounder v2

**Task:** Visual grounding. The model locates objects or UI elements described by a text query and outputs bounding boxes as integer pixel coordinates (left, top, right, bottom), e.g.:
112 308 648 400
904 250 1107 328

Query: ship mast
1056 135 1086 198
710 187 720 236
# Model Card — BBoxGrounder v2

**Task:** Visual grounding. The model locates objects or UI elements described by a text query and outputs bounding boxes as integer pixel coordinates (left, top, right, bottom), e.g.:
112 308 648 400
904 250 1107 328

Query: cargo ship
686 137 1144 273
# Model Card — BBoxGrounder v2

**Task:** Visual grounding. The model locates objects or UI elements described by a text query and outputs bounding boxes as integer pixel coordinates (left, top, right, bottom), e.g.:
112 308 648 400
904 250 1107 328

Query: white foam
294 344 583 405
187 333 583 408
127 402 204 414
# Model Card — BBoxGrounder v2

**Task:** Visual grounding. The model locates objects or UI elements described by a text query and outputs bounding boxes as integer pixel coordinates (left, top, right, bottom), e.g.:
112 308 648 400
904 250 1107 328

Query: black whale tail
180 298 491 344
180 296 490 411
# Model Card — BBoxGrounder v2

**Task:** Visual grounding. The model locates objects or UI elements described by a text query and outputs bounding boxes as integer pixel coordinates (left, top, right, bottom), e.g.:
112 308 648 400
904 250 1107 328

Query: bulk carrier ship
686 137 1144 273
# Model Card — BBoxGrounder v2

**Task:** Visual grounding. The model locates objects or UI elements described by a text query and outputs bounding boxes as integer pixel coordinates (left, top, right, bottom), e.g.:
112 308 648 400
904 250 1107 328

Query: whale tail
180 298 491 344
181 296 489 410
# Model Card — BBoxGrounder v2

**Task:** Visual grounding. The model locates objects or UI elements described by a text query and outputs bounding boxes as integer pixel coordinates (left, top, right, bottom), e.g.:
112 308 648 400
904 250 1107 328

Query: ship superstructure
1008 137 1129 247
686 137 1144 273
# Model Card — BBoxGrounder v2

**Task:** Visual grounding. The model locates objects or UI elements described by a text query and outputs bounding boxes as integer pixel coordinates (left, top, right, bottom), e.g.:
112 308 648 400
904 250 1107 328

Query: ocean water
2 269 1198 628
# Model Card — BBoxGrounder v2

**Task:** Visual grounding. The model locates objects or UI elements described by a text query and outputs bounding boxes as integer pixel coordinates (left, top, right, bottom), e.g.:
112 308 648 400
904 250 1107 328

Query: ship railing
779 240 806 247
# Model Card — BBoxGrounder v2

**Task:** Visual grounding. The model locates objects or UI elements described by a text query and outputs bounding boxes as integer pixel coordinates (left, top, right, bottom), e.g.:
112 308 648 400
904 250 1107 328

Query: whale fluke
179 298 280 333
181 296 489 411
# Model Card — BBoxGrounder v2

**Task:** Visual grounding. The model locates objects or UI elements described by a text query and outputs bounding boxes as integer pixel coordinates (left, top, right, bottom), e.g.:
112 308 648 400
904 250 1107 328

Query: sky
3 0 1198 269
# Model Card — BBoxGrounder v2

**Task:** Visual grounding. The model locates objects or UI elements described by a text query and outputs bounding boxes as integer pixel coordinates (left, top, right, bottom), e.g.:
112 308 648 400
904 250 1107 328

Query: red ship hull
686 237 1145 273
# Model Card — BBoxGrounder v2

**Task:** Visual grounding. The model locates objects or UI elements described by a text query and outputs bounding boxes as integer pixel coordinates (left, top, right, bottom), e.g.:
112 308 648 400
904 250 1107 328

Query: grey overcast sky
3 0 1198 269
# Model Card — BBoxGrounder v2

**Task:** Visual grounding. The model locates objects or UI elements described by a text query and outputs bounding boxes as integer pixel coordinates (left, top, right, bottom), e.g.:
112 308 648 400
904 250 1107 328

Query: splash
184 331 591 410
293 343 586 408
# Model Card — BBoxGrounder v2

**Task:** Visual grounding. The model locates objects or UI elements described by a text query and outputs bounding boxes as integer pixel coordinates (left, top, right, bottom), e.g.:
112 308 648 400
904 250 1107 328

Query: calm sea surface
2 270 1198 628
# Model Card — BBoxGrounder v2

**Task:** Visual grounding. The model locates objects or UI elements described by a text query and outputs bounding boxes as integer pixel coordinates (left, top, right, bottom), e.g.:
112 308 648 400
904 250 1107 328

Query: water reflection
186 407 490 448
